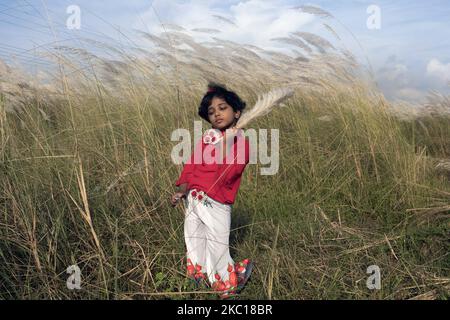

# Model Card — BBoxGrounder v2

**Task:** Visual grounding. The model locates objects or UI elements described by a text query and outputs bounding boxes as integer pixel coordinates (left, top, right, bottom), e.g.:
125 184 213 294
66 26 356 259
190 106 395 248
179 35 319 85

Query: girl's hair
198 82 246 123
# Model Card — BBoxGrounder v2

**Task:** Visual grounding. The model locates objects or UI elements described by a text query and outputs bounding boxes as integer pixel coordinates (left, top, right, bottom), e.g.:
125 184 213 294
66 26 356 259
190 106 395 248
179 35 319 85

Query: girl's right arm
175 142 198 187
172 164 192 206
172 139 202 206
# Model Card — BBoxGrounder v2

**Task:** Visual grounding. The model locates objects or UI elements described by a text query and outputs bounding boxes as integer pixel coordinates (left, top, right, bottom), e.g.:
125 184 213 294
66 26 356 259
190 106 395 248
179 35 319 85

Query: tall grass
0 23 449 299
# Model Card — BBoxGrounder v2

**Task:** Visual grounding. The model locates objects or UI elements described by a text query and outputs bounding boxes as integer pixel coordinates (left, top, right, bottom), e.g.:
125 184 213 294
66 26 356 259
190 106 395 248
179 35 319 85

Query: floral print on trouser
183 189 239 292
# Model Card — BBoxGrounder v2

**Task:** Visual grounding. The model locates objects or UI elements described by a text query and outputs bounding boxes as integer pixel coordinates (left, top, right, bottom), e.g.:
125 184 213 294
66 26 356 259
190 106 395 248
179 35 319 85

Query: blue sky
1 0 449 104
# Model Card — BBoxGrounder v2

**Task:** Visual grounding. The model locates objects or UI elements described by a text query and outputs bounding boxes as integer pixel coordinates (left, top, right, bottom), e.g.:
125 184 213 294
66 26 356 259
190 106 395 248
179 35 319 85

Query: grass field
0 28 449 299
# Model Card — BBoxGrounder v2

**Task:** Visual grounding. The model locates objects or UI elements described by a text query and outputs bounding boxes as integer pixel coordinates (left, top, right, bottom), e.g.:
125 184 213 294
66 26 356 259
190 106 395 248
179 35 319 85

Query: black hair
198 82 246 123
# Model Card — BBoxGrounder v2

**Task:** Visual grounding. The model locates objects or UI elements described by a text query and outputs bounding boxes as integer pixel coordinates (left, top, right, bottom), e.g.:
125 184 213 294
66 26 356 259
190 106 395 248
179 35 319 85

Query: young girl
171 83 253 298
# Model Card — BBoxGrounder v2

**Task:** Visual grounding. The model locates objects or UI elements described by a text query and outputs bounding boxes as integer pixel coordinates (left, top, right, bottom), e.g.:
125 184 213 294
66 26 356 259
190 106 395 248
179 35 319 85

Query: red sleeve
175 153 194 186
215 137 250 187
175 140 202 186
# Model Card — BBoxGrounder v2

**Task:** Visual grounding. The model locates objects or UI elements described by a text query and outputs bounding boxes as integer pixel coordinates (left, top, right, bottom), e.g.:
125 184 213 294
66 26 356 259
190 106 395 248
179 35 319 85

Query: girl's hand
171 192 186 207
229 126 240 135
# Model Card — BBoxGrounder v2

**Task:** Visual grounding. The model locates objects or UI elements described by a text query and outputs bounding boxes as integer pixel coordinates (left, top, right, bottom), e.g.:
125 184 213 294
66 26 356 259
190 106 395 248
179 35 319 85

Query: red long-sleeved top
175 129 250 205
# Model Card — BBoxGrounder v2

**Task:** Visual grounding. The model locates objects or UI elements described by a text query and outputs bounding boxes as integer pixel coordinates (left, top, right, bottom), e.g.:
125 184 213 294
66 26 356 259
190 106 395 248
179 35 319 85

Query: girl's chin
213 124 231 130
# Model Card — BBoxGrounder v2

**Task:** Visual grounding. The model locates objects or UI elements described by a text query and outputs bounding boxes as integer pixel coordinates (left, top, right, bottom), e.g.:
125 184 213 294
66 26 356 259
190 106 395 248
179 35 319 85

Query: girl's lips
216 119 223 124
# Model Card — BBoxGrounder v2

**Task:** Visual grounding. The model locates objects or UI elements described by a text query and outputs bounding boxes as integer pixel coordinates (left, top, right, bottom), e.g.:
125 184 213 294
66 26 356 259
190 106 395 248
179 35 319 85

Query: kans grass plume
217 87 294 159
236 87 295 129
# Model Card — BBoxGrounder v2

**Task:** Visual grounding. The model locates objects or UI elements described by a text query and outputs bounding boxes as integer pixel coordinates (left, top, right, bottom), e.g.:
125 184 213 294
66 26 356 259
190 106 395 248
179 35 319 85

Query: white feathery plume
236 87 294 129
215 87 294 161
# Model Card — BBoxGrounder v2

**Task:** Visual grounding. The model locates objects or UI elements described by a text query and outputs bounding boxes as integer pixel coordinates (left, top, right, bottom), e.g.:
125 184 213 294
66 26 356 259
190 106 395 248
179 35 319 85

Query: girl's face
207 96 241 130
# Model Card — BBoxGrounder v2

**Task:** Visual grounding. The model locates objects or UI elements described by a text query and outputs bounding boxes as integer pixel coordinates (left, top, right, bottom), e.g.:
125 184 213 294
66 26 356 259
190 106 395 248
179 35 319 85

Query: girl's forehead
209 97 227 108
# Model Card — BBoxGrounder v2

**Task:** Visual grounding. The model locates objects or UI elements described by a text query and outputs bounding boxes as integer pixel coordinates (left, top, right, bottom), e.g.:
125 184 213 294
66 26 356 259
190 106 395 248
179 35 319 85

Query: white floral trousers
183 189 239 291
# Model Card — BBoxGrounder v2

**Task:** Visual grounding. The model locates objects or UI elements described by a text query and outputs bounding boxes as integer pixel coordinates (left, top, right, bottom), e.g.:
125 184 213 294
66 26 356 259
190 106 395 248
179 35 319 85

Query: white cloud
382 63 408 83
426 58 450 84
395 87 427 103
135 0 315 51
375 56 428 103
230 1 315 46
